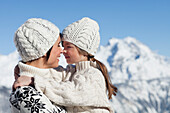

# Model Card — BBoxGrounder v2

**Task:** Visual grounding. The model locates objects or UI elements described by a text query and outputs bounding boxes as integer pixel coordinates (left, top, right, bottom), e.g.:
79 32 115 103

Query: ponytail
90 56 117 99
76 47 117 99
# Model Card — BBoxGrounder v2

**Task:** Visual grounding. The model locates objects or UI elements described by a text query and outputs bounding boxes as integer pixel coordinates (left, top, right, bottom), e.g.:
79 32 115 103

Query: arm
52 65 75 81
34 68 109 107
13 65 33 90
34 65 75 92
13 64 34 90
13 76 34 89
13 63 73 90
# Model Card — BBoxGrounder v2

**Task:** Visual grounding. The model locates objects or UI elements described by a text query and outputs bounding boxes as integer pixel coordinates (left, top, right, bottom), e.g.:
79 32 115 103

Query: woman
13 17 117 113
10 18 67 113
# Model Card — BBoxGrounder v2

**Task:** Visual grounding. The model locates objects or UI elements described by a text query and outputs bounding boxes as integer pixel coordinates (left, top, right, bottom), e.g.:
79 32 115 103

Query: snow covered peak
101 36 153 62
124 36 138 43
0 37 169 113
107 37 119 46
96 37 170 82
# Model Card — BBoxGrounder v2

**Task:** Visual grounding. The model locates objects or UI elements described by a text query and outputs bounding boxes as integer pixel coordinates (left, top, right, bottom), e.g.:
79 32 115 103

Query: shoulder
81 67 107 91
83 67 105 83
87 66 102 76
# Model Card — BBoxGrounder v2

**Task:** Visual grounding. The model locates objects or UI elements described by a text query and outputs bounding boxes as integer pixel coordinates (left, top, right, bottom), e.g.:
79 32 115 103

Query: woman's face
63 41 87 64
45 36 62 68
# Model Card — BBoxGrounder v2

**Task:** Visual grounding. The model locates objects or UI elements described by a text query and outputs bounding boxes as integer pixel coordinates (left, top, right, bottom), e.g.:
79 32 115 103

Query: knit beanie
62 17 100 55
14 18 60 62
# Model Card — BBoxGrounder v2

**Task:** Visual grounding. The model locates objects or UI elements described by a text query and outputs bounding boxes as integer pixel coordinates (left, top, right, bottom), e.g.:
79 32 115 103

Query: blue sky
0 0 170 57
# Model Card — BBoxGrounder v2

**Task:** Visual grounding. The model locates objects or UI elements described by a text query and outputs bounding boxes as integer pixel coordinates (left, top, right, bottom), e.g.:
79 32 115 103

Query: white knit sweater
18 62 71 92
33 61 114 113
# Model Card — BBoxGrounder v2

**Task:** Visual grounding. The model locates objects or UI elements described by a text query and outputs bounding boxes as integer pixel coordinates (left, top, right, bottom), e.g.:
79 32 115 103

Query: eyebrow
65 42 73 46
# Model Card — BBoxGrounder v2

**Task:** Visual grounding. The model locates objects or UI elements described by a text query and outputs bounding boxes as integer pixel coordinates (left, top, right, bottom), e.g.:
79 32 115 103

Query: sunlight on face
45 36 62 68
63 41 87 64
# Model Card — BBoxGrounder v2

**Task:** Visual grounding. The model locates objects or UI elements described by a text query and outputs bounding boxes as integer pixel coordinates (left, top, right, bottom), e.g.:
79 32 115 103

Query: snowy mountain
96 37 170 113
0 51 19 113
0 37 170 113
0 51 67 113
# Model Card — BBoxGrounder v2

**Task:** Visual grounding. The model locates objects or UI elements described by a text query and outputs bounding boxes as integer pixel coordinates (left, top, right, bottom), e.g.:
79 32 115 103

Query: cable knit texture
62 17 100 55
34 61 114 113
14 18 60 62
18 62 71 92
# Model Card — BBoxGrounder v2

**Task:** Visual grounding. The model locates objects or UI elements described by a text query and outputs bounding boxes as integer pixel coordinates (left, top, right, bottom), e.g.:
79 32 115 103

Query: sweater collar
75 61 98 72
18 61 50 77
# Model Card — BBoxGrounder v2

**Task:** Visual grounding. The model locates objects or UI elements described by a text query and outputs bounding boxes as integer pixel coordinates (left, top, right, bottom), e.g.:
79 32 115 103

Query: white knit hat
62 17 100 55
14 18 60 62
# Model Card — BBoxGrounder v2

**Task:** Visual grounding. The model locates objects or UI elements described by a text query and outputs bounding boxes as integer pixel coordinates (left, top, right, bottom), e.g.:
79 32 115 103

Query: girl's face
63 41 87 64
45 36 62 68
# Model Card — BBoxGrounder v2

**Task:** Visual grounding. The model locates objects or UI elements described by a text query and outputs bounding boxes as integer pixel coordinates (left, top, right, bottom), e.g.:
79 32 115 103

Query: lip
57 56 60 60
65 56 70 59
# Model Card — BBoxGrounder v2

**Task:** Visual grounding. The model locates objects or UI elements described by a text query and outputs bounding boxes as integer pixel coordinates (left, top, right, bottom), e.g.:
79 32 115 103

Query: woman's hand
13 76 34 89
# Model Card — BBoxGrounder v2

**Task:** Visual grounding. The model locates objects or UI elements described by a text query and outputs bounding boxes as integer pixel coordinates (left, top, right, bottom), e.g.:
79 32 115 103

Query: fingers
13 80 21 89
13 76 33 90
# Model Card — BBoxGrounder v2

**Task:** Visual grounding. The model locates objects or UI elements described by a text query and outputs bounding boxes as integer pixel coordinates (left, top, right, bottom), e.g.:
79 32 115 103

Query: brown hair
46 47 53 61
46 33 63 61
76 47 117 99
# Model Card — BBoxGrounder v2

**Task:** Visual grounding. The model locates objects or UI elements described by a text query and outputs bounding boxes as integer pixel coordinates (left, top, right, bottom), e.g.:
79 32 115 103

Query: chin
51 63 59 68
67 61 73 64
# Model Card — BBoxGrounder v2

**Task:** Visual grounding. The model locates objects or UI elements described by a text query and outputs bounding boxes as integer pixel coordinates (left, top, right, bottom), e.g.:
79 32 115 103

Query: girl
13 17 117 113
10 18 68 113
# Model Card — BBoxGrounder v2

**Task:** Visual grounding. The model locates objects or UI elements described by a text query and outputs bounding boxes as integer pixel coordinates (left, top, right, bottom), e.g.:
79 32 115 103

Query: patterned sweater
33 61 114 113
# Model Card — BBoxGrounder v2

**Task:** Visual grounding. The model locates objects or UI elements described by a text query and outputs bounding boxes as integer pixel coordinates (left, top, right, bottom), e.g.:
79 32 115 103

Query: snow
0 50 19 88
96 37 170 113
0 37 170 113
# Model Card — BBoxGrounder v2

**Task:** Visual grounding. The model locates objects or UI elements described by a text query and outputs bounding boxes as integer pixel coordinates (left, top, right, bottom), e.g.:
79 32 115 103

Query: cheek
49 49 59 61
70 52 77 58
54 47 61 55
55 49 60 56
71 54 81 62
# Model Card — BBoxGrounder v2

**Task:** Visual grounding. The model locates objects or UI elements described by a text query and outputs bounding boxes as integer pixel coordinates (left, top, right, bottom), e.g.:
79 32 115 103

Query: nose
63 50 67 53
59 46 64 53
60 49 64 53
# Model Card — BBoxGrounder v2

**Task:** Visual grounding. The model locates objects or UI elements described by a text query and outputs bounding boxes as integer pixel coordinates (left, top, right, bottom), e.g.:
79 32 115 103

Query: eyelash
67 46 72 48
63 45 72 49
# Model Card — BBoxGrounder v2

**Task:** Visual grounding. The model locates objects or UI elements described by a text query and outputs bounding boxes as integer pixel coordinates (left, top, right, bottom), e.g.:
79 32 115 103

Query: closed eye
67 46 72 48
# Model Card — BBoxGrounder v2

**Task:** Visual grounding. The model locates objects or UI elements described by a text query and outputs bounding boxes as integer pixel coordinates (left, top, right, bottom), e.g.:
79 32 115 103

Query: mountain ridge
0 37 170 113
96 37 170 113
